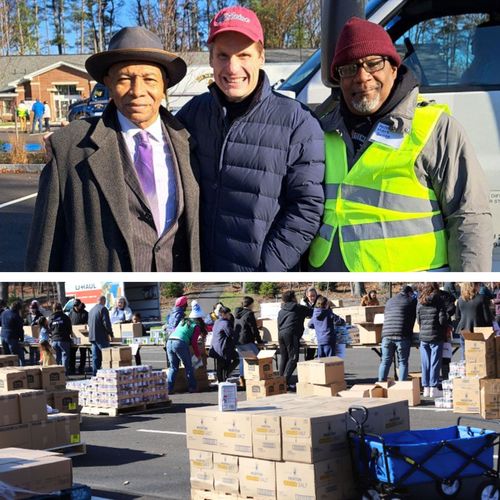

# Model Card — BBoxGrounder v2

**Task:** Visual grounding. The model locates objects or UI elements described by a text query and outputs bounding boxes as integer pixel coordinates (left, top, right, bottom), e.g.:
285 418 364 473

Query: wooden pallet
46 441 87 457
81 399 172 416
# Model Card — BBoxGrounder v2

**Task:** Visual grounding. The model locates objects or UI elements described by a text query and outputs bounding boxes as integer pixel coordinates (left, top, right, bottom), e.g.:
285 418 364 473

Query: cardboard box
189 449 214 491
0 448 72 497
480 378 500 419
309 381 347 397
496 336 500 377
281 411 348 463
40 366 66 391
297 357 344 385
23 325 40 339
386 379 421 406
238 457 276 499
0 423 31 448
17 366 42 389
259 318 279 343
276 458 344 500
242 349 276 381
339 384 386 398
0 367 27 391
112 323 123 339
71 326 88 342
0 355 19 368
463 329 497 378
358 323 383 344
252 411 283 461
213 453 239 494
30 419 57 450
47 389 79 413
453 377 481 413
246 376 286 400
0 392 20 427
14 389 48 424
50 413 80 446
120 323 143 338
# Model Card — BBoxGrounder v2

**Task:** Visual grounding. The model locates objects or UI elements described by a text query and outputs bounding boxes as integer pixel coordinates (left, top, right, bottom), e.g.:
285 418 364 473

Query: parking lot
70 345 498 499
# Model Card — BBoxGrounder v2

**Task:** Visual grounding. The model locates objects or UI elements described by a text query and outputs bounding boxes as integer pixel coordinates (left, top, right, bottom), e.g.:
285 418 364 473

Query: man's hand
43 120 68 162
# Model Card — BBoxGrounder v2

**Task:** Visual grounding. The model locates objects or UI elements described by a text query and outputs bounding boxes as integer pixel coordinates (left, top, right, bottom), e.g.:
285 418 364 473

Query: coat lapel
86 105 135 266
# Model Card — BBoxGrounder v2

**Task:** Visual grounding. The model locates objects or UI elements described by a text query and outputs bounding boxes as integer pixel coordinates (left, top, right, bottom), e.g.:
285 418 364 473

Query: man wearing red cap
308 17 492 272
177 6 325 272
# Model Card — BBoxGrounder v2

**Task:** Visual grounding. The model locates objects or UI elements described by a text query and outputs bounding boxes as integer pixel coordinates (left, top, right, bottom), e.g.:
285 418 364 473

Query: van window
395 14 500 88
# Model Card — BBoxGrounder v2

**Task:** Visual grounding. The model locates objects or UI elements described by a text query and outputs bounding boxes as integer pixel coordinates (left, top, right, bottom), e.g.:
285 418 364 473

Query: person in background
443 282 461 300
25 300 44 326
361 290 379 306
43 101 51 132
39 340 56 366
176 5 324 271
456 282 493 359
493 283 500 327
165 296 188 333
277 290 313 391
16 100 29 133
378 285 416 382
110 296 133 324
48 302 72 373
0 301 25 365
209 306 239 383
438 285 457 380
31 98 44 134
132 312 147 336
68 299 89 375
300 287 318 360
234 296 263 386
307 295 345 358
308 17 492 272
88 296 113 376
166 302 207 394
417 283 447 398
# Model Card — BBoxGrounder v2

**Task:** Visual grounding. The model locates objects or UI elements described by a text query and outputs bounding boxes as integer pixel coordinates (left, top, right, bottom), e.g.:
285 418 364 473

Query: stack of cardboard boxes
164 346 211 393
186 394 410 499
452 329 500 419
242 349 286 400
75 365 168 410
0 363 80 450
296 357 346 397
101 346 133 368
0 447 73 497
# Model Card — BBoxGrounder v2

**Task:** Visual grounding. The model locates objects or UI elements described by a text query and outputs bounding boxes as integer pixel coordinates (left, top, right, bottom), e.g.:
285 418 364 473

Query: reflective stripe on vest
309 103 449 272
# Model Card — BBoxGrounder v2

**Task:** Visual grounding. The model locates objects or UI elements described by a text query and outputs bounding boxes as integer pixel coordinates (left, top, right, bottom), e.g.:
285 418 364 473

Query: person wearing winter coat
234 296 263 379
0 301 25 365
165 296 188 332
88 296 113 375
48 302 73 373
417 283 448 398
110 296 133 324
361 290 379 306
209 306 239 383
277 290 313 389
176 6 324 271
307 295 345 358
68 299 89 375
378 285 417 382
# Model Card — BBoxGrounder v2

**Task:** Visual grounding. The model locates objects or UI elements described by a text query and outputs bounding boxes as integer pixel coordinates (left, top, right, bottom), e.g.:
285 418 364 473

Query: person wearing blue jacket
0 301 25 365
308 296 345 358
176 6 324 271
209 306 239 382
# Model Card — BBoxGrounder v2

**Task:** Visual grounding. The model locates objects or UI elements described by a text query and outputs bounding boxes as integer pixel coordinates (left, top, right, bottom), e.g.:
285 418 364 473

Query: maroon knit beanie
331 17 401 79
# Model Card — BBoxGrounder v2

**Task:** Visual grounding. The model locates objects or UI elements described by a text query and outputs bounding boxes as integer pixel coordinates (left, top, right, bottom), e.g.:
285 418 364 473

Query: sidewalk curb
0 163 44 174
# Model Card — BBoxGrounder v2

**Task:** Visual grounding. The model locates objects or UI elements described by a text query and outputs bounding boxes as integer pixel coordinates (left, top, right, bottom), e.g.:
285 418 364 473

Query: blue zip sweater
176 71 325 271
308 307 345 345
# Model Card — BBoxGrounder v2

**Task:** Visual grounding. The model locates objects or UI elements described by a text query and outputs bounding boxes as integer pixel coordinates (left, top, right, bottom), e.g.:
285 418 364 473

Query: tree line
0 0 320 56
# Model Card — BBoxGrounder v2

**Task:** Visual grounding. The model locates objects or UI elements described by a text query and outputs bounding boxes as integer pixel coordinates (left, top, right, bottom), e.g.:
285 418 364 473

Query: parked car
67 83 109 121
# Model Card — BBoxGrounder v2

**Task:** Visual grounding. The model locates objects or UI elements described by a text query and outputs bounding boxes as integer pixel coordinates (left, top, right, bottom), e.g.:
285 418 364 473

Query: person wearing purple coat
308 296 345 358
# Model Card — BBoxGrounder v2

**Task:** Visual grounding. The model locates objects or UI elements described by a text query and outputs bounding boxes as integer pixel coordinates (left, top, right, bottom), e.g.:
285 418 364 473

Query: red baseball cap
208 6 264 44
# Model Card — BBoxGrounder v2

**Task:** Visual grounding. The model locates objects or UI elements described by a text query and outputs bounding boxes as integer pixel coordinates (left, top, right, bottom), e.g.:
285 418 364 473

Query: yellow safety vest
309 103 449 272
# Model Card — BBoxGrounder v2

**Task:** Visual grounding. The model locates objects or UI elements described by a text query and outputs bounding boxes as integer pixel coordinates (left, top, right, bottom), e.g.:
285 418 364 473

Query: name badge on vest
369 122 405 149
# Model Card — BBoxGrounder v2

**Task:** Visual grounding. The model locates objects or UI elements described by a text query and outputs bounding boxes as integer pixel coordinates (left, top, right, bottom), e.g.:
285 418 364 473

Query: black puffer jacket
381 292 417 339
233 307 262 345
277 302 312 339
417 293 447 343
49 311 73 342
69 308 88 325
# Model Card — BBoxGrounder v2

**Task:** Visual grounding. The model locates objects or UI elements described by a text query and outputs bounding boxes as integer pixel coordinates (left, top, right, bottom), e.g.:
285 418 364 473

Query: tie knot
137 130 150 145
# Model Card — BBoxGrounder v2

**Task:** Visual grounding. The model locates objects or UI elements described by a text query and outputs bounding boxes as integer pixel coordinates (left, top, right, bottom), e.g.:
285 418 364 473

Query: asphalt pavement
70 345 499 500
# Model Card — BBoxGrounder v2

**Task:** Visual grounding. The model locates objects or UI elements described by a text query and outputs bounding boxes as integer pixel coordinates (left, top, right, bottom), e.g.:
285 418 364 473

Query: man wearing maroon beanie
308 17 492 272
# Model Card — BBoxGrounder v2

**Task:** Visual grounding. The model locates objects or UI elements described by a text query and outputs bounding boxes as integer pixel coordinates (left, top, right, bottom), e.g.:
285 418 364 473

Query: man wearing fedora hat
25 27 200 272
176 6 324 272
308 17 492 272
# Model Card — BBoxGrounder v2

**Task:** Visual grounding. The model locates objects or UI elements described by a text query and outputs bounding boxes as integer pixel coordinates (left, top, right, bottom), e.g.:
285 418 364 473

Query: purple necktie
135 130 160 232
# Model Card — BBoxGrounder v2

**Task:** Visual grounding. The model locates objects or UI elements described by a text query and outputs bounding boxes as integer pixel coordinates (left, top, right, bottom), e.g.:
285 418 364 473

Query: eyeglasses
337 57 388 78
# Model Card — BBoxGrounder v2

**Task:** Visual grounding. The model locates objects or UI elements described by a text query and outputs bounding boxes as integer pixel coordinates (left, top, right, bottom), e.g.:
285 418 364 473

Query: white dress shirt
117 110 174 235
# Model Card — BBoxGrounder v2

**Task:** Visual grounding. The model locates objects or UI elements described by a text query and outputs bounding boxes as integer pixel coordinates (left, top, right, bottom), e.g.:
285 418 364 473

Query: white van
278 0 500 269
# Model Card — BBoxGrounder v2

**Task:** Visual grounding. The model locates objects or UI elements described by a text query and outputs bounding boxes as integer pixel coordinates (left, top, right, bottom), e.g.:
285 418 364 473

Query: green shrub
245 282 261 293
161 282 184 298
259 282 280 298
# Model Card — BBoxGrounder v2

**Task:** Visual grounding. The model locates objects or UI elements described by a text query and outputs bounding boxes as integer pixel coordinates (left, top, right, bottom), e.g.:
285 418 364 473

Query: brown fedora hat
85 27 187 88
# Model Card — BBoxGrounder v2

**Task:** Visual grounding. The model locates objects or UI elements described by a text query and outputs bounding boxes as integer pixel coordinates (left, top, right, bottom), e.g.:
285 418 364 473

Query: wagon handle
348 405 369 431
457 416 500 433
